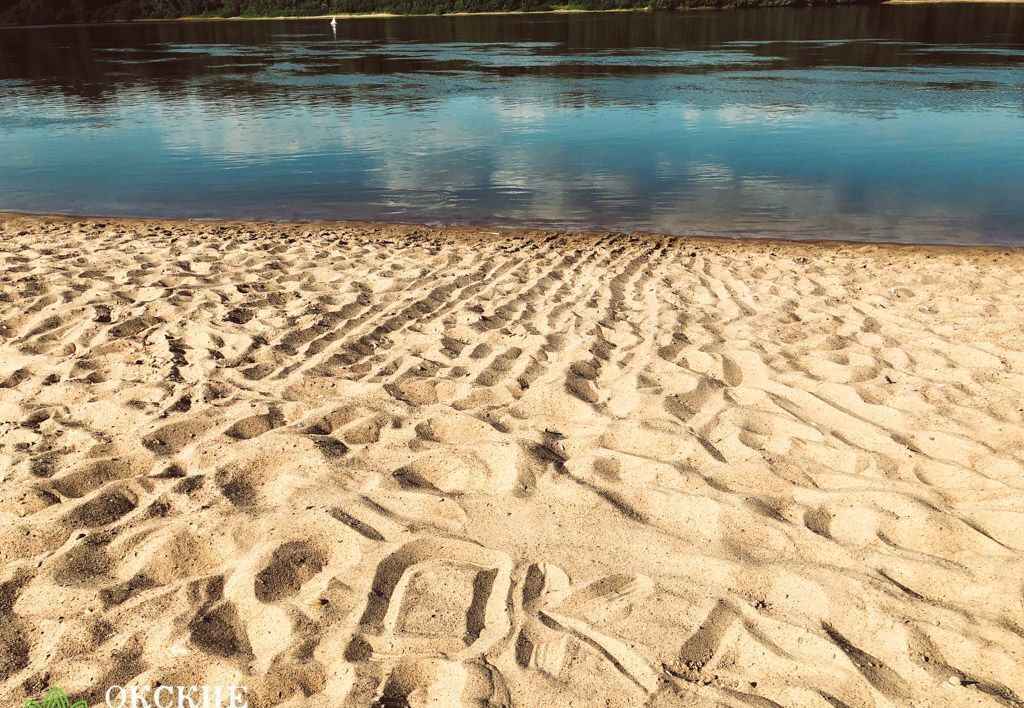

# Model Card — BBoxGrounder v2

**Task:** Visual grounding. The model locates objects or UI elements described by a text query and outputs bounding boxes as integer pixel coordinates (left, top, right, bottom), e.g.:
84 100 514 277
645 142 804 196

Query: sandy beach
1 213 1023 707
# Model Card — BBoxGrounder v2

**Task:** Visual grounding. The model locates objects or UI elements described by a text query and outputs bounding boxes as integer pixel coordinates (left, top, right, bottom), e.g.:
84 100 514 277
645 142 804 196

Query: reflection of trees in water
0 5 1021 109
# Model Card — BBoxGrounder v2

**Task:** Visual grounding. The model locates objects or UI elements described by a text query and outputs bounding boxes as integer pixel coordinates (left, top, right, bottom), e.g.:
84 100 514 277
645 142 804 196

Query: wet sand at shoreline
1 213 1023 707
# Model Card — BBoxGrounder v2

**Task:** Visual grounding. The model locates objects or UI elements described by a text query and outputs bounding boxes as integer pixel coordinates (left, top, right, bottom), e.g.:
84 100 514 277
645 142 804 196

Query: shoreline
166 1 1024 21
2 211 1019 252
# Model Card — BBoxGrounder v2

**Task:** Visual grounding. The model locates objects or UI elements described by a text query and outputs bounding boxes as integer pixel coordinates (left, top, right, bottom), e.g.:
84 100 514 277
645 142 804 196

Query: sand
1 213 1023 708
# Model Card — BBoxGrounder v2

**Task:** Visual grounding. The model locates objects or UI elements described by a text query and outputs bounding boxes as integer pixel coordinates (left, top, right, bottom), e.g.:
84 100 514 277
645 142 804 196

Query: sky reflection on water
1 5 1023 244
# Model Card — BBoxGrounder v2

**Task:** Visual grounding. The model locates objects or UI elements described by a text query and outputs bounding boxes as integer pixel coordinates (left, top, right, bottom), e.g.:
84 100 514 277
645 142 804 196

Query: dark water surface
1 6 1023 244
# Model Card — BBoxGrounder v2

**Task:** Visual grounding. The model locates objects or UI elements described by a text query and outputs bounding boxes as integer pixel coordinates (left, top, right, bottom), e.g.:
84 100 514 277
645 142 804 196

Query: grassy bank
0 0 879 26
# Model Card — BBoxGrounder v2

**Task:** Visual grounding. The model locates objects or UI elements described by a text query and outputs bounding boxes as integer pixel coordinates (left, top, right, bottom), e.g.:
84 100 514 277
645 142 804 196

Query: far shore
162 7 655 23
159 0 1024 21
4 1 1019 29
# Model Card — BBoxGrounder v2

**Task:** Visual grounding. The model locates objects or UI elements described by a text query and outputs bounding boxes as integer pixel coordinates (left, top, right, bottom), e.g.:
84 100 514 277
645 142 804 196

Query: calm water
1 6 1023 244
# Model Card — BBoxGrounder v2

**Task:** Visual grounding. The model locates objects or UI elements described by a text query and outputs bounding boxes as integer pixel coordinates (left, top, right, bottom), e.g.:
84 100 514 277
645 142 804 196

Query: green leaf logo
23 687 88 708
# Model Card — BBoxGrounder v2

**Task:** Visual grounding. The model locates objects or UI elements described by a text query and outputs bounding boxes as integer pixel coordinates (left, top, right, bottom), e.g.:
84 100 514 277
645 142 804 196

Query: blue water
1 6 1023 243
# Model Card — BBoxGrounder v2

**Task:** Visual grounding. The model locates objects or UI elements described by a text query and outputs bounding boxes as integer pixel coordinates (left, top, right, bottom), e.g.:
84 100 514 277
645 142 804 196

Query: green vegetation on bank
0 0 875 25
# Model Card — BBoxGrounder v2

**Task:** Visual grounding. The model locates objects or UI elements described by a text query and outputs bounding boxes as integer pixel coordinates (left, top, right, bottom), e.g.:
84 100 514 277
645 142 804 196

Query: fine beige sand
1 213 1023 708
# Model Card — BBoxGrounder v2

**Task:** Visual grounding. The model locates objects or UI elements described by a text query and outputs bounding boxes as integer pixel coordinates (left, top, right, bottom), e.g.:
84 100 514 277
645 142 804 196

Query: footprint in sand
397 414 520 494
224 408 286 440
62 488 137 528
254 540 327 603
346 539 659 704
308 403 392 446
142 416 219 455
189 600 253 661
51 456 147 498
396 446 519 495
347 537 513 706
517 562 659 695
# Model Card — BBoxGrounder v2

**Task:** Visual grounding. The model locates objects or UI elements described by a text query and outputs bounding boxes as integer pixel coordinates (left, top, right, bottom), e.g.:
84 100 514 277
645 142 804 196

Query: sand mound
1 214 1023 707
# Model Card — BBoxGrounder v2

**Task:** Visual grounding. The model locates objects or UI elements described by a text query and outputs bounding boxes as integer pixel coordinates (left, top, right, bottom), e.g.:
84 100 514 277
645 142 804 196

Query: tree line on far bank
0 0 870 25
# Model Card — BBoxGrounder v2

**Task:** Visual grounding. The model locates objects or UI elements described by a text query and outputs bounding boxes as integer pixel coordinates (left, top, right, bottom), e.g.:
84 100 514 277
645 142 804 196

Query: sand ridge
0 214 1023 707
